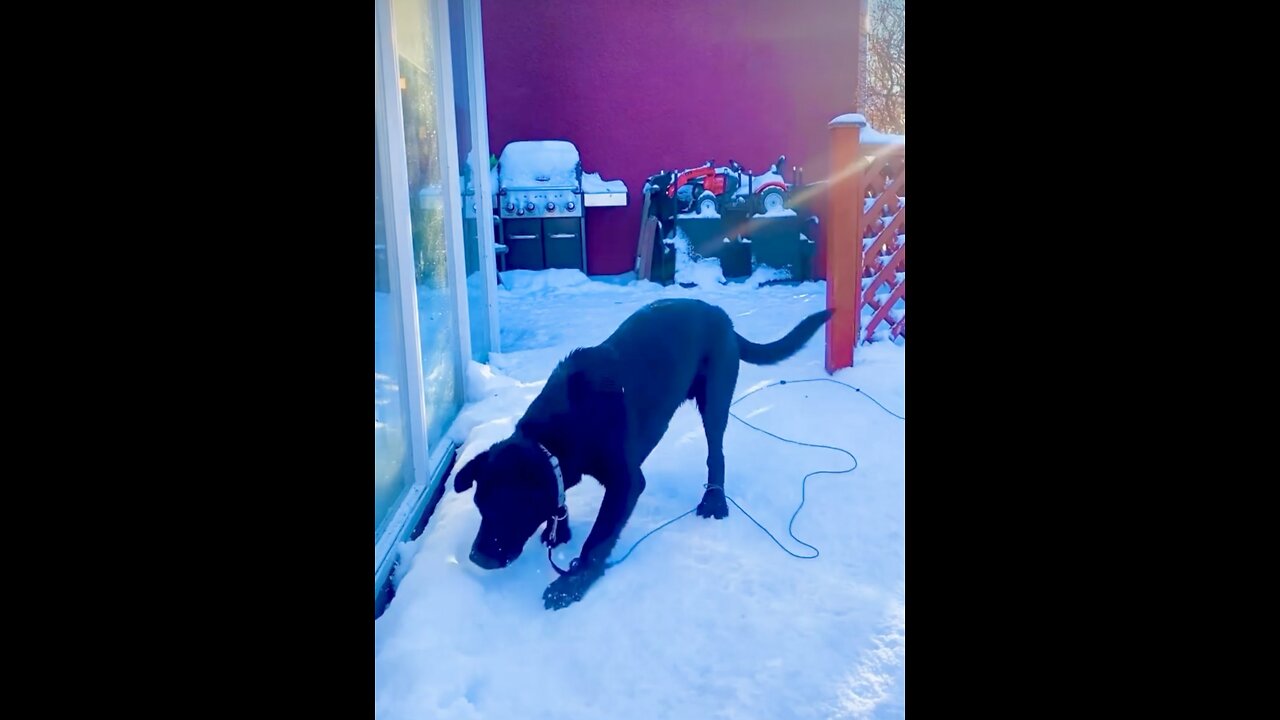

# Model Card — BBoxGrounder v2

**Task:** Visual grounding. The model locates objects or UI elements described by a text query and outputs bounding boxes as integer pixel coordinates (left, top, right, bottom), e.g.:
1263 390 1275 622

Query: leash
545 378 905 573
548 544 578 576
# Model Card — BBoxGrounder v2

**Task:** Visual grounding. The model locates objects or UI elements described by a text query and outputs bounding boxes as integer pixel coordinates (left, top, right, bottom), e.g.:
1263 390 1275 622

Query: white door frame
430 0 474 375
375 0 431 499
462 0 501 354
373 0 471 593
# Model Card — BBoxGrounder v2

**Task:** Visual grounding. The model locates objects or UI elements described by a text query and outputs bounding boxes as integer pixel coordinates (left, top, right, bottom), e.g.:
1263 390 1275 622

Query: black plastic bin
742 215 809 281
675 216 752 279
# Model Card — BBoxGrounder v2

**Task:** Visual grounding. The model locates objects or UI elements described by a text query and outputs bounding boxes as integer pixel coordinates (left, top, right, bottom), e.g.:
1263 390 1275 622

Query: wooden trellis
861 153 905 343
825 116 905 373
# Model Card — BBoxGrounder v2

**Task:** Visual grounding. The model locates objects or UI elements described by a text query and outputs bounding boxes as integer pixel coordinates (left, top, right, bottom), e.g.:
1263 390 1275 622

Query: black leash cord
546 379 905 571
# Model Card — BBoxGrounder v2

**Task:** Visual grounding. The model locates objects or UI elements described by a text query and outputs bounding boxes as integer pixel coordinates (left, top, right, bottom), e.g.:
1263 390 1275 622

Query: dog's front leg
543 467 645 610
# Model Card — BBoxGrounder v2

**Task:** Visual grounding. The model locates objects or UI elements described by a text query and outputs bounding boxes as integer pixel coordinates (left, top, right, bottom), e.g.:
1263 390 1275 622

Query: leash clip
547 506 568 544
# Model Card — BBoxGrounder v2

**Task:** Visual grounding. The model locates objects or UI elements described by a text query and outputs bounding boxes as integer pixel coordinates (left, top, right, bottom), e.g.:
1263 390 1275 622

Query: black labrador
452 298 832 609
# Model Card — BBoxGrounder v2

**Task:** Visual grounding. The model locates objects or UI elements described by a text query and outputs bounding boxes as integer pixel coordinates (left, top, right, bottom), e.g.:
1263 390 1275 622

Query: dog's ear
453 450 489 493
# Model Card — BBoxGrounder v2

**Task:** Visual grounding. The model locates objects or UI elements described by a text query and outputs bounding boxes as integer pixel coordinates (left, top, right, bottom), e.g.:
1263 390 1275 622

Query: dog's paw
542 562 602 610
540 518 572 548
696 488 729 519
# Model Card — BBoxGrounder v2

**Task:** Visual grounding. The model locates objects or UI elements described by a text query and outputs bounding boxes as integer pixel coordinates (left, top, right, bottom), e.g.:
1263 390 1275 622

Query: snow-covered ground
374 268 905 719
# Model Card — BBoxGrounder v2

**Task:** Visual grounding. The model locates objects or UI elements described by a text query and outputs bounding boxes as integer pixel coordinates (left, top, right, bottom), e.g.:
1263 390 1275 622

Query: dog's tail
735 309 834 366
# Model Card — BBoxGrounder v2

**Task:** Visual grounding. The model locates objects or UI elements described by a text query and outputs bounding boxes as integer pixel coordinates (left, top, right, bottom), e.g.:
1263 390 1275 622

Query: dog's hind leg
695 355 736 519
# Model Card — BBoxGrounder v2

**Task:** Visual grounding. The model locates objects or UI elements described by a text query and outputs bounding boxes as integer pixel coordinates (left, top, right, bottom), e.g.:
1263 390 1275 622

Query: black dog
452 298 832 609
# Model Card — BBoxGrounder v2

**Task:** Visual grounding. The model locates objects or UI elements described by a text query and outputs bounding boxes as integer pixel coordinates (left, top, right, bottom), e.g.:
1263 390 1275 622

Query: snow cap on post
830 114 905 146
829 113 869 128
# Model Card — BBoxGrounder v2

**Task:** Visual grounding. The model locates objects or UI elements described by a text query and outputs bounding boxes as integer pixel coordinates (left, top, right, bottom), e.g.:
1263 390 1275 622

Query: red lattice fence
825 115 905 373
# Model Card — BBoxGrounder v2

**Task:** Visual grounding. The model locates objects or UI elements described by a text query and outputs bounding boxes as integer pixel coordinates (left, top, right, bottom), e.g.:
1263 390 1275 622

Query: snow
744 264 792 287
670 229 726 287
677 203 721 219
581 171 628 194
733 169 786 196
753 207 798 218
828 114 905 146
830 112 869 127
860 126 905 146
498 140 580 188
499 268 593 294
375 271 905 719
676 252 726 287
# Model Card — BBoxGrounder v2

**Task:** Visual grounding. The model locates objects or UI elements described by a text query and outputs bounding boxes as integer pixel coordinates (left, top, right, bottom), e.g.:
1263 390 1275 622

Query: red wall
482 0 863 276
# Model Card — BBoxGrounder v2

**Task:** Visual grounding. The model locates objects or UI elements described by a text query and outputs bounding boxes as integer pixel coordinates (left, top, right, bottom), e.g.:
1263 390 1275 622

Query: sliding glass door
374 133 414 537
375 0 495 605
392 0 465 452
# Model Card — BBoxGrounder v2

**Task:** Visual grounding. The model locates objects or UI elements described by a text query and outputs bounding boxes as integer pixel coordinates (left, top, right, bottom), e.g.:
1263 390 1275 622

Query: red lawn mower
646 155 791 219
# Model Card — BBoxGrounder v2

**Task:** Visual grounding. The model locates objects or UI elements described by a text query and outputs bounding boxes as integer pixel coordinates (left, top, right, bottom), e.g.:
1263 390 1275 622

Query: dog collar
539 442 570 551
538 442 566 509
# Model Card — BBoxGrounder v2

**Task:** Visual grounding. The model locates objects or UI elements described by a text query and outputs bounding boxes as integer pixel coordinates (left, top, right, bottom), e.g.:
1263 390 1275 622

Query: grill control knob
566 201 576 211
525 202 535 212
546 202 556 212
505 202 515 212
516 208 525 216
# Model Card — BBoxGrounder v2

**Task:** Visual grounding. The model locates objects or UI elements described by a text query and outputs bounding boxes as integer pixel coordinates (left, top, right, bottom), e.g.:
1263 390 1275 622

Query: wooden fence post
826 114 865 373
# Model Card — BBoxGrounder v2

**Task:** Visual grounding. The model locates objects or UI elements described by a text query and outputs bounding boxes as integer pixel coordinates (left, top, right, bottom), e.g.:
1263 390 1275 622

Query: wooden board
634 191 654 279
636 216 659 281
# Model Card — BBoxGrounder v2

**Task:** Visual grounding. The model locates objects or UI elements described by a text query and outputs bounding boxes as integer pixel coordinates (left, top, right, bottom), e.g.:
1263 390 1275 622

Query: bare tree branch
863 0 905 134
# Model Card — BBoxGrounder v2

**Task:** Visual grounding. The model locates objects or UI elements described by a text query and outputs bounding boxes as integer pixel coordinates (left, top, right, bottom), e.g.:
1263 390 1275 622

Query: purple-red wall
482 0 863 276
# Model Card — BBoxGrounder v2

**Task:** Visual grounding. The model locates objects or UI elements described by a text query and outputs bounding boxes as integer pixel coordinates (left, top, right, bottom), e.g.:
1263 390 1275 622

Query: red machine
646 155 790 217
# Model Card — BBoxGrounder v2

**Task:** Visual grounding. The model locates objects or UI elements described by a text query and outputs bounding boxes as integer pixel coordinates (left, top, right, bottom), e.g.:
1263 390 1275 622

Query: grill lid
498 140 582 192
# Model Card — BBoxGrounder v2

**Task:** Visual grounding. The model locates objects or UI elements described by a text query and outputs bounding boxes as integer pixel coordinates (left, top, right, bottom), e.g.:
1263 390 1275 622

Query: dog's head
453 436 559 570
